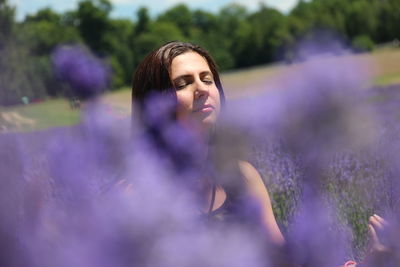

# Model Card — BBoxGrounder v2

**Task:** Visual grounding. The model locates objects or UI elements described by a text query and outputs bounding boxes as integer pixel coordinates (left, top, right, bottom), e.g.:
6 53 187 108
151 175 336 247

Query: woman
130 41 395 267
131 41 285 246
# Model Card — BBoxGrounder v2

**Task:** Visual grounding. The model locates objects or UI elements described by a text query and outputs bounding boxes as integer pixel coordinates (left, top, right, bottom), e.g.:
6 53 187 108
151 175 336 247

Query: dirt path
0 111 36 132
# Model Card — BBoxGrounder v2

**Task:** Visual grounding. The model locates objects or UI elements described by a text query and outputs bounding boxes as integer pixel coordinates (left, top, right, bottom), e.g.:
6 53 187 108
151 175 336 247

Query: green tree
134 7 150 36
0 0 48 105
287 0 400 57
343 0 379 40
76 0 112 53
105 19 135 87
3 0 399 102
377 0 400 42
17 8 83 97
192 9 218 34
21 9 81 56
214 3 249 69
75 0 135 89
25 7 60 24
288 0 315 37
218 3 248 36
0 0 14 47
157 4 193 37
134 21 185 64
239 5 290 66
352 34 375 52
0 44 49 105
186 7 234 70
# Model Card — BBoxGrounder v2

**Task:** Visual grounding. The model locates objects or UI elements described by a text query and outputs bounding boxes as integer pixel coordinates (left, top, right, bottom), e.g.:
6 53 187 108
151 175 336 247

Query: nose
194 79 208 99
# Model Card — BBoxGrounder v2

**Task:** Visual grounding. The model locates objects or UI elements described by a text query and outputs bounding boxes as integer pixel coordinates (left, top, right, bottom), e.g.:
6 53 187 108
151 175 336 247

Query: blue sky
10 0 298 21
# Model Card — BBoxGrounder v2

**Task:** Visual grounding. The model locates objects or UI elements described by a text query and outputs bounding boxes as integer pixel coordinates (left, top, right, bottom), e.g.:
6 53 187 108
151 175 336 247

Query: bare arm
238 160 285 245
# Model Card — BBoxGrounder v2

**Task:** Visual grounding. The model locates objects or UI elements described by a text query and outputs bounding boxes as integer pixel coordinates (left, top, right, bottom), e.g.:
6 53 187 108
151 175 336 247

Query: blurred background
0 0 399 131
1 2 400 264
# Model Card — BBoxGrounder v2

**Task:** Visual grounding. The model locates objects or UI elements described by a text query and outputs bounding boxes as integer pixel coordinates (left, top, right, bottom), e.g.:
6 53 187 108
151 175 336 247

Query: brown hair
131 41 225 123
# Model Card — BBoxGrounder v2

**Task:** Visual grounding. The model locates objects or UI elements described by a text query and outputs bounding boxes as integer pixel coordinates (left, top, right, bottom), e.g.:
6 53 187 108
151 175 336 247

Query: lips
193 104 214 113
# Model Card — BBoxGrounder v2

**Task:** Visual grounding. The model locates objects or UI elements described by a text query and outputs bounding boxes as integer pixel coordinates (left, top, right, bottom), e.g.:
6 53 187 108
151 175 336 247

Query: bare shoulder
237 160 265 186
237 160 270 196
237 160 285 244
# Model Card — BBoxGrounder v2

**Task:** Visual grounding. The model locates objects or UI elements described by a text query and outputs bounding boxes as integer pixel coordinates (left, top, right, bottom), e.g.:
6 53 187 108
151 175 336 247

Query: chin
189 111 219 132
199 116 218 130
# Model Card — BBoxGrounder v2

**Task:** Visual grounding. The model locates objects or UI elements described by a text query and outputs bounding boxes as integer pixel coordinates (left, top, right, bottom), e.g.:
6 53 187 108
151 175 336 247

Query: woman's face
170 52 221 131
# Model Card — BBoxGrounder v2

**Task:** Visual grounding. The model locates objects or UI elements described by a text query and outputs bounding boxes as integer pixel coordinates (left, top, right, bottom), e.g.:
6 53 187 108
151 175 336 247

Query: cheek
211 87 221 113
176 91 193 114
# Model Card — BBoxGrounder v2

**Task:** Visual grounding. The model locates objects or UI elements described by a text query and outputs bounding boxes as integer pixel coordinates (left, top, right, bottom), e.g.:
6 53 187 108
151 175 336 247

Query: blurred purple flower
286 191 351 267
52 44 110 99
2 35 400 267
292 28 348 61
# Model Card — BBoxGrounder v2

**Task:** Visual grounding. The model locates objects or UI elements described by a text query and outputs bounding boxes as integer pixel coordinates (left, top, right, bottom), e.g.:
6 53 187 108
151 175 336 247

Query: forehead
170 52 211 78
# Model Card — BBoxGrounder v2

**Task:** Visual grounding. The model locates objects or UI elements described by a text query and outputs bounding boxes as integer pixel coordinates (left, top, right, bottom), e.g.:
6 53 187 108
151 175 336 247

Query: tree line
0 0 399 105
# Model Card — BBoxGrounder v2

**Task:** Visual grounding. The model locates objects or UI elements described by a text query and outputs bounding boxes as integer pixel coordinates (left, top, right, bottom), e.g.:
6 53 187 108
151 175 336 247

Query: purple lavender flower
52 44 110 99
286 192 351 267
3 34 400 267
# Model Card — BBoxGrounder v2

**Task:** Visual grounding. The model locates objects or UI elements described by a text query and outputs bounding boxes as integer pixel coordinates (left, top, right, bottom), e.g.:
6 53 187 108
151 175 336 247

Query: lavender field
1 46 400 266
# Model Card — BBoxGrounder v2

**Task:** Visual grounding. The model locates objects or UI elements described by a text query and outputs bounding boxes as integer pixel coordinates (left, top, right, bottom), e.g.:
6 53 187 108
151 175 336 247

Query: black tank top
200 184 239 224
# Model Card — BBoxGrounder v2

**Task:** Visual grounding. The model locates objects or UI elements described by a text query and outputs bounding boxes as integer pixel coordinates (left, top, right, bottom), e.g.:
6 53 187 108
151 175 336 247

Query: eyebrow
172 71 213 83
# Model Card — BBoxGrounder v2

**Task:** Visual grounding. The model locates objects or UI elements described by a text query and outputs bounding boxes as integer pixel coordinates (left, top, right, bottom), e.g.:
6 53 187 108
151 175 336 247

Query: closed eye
174 79 192 90
173 73 213 89
176 83 187 90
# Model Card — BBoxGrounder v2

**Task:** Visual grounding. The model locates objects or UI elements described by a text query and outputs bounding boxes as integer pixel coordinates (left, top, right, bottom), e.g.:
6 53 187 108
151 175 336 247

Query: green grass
374 72 400 86
0 98 80 132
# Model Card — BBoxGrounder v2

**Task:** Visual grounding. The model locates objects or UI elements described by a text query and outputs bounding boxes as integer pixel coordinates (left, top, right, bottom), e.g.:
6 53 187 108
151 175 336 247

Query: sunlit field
4 0 400 264
2 44 400 266
1 47 399 133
